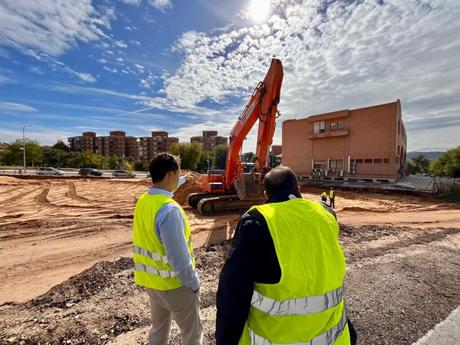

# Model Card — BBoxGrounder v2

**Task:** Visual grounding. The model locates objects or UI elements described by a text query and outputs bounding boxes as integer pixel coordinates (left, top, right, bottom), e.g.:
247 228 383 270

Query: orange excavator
188 58 283 215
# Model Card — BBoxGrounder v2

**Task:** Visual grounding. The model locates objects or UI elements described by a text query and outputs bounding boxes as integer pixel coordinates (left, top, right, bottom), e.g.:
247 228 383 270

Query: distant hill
407 151 444 160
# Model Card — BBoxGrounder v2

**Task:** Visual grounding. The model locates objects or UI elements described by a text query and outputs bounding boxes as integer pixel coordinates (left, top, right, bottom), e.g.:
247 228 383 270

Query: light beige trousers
147 286 203 345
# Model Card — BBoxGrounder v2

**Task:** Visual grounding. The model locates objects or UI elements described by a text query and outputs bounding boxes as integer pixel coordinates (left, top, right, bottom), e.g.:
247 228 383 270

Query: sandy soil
0 226 458 345
0 176 459 344
0 177 459 304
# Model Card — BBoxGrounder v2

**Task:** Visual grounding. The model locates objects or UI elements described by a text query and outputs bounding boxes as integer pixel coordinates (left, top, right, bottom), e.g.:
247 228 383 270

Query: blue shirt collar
148 187 174 198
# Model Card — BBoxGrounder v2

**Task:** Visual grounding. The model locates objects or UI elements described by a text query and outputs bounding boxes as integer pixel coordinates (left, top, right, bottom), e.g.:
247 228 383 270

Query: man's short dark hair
264 166 300 198
149 153 179 183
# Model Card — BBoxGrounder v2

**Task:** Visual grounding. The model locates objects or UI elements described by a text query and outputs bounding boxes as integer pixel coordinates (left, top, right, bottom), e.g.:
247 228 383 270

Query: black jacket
215 194 357 345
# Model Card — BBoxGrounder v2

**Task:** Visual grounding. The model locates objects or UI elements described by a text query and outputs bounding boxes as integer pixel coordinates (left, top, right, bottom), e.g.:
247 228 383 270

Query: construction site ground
0 176 459 344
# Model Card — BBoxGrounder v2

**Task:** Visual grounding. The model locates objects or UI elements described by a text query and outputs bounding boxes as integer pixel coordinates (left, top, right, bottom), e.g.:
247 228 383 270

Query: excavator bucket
234 173 265 200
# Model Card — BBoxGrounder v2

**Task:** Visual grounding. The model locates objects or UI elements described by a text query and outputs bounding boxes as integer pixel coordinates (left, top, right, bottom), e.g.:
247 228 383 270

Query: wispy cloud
120 0 141 6
0 102 38 112
148 0 173 11
143 0 460 151
0 0 114 56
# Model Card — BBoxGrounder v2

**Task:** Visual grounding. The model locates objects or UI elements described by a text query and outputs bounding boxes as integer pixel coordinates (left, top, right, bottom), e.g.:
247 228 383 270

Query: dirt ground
0 176 459 344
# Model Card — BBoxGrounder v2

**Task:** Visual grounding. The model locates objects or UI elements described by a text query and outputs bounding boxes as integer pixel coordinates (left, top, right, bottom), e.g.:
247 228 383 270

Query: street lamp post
23 125 26 174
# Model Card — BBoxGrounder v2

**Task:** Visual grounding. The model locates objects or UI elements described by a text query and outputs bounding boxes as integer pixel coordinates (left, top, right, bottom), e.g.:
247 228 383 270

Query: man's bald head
264 166 300 198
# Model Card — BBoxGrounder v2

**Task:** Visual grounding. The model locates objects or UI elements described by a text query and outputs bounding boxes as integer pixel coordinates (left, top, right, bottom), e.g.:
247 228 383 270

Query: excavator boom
188 59 284 215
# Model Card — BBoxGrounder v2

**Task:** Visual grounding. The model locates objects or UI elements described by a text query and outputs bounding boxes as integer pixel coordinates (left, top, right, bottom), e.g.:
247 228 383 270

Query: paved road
412 306 460 345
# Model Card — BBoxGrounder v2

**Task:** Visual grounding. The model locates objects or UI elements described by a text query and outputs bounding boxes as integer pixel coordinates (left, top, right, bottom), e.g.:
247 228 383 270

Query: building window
356 159 363 163
313 121 325 134
373 159 382 163
329 159 344 170
383 158 390 163
330 121 344 131
313 160 327 169
364 159 372 164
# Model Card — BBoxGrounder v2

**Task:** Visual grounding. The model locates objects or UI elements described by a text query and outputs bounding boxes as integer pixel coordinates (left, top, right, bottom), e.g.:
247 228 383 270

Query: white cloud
75 72 97 83
148 0 172 11
0 126 73 146
0 74 14 84
0 102 38 112
0 0 114 56
98 58 108 64
120 0 141 5
143 0 460 151
130 40 141 46
115 40 128 48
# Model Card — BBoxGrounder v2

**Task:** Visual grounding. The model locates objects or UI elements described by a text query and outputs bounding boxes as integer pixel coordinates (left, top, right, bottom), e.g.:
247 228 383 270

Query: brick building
271 145 282 156
191 130 228 151
282 100 406 182
108 131 126 158
125 136 139 160
95 136 110 156
68 130 178 161
68 132 96 152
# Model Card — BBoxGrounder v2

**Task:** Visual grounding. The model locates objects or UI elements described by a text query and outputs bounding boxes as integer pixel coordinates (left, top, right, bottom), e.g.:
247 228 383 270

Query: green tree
406 154 430 175
242 152 255 162
212 144 228 169
196 151 213 172
171 143 202 170
133 160 148 171
0 139 43 166
429 146 460 177
108 155 121 170
52 140 70 152
42 146 69 168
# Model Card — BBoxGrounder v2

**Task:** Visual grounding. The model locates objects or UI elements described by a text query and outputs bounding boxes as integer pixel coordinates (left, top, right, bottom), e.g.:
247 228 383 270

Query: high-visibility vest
321 192 327 198
238 198 350 345
132 193 195 291
330 190 335 199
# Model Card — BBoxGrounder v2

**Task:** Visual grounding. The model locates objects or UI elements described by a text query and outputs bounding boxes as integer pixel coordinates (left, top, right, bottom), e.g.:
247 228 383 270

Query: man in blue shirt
133 153 202 345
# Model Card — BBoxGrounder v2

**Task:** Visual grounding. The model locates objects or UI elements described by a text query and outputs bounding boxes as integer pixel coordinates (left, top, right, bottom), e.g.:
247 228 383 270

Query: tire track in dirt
34 182 52 206
65 181 93 203
0 186 42 205
344 226 460 262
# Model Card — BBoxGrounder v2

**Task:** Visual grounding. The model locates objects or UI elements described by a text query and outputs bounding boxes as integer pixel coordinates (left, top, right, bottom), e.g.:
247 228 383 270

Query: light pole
23 125 26 174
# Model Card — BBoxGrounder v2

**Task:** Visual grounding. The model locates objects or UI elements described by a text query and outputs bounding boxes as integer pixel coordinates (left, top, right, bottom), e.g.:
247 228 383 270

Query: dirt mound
0 176 25 185
173 173 205 206
0 245 230 345
340 206 390 213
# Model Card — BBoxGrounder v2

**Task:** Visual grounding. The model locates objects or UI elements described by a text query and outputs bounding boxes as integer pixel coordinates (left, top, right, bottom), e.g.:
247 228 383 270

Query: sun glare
248 0 271 23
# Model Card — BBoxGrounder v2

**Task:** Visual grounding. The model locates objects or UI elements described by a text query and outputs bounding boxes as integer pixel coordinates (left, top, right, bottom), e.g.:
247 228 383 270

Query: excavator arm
224 58 284 191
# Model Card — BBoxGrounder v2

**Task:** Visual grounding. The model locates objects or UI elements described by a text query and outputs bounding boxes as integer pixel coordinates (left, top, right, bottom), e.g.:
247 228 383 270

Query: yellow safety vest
321 192 327 197
132 193 195 291
238 198 350 345
330 190 335 199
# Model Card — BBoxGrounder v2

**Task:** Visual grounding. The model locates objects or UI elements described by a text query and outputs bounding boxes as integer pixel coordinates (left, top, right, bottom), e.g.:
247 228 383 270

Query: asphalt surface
412 306 460 345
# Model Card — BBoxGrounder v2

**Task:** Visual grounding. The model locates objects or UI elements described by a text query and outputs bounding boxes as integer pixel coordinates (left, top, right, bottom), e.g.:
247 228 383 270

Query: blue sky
0 0 459 151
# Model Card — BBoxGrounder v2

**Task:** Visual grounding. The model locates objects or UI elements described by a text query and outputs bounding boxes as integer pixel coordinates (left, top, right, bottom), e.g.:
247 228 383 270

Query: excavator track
187 192 216 208
197 195 265 216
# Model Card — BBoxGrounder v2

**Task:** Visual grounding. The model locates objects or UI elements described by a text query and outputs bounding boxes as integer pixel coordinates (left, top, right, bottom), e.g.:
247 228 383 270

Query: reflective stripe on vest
248 309 347 345
251 286 343 316
133 245 169 264
134 262 178 278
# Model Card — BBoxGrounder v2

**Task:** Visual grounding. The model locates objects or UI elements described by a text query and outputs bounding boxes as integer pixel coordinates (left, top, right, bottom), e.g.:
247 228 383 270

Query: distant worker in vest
321 191 328 203
132 153 202 345
216 166 357 345
330 187 336 208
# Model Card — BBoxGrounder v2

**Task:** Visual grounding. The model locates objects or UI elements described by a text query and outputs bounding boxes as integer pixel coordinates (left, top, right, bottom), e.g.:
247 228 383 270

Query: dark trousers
329 198 335 208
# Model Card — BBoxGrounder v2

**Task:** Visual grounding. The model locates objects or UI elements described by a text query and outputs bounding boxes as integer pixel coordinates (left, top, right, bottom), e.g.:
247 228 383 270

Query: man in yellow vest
133 153 202 345
216 166 356 345
330 187 336 208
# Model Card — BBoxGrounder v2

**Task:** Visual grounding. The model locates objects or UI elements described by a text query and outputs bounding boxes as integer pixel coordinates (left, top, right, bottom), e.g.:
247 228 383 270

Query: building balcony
308 129 349 139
